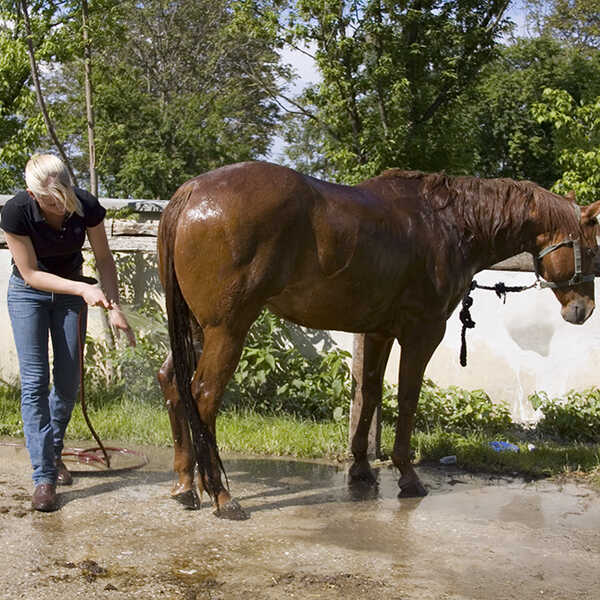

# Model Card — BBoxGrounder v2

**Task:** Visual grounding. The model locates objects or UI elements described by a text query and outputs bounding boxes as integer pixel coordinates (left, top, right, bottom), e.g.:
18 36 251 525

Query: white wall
1 249 598 422
329 269 600 423
0 249 113 383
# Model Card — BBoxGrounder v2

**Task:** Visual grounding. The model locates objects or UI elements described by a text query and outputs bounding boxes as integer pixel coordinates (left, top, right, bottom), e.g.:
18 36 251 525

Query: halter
460 202 595 366
533 201 595 289
533 236 595 289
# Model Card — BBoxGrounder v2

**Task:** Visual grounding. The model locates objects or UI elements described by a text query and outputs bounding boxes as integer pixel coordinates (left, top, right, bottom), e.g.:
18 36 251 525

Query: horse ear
566 190 576 201
581 200 600 225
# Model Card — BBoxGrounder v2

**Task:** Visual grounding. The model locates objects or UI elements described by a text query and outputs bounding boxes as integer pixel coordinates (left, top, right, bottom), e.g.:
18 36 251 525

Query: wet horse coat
157 162 600 518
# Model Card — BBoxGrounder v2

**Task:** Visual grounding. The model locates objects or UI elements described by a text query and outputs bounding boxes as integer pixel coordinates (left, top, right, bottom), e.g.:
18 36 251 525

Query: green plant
82 251 169 407
224 310 352 420
83 311 168 407
530 389 600 442
0 377 23 436
382 378 512 434
104 206 138 220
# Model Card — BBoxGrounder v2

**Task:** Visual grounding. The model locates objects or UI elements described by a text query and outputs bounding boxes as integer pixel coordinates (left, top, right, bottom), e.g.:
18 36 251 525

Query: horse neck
449 186 576 272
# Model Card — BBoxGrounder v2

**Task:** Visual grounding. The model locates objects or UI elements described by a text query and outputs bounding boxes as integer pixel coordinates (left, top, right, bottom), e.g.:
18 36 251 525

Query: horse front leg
393 321 446 497
349 333 394 484
158 352 200 508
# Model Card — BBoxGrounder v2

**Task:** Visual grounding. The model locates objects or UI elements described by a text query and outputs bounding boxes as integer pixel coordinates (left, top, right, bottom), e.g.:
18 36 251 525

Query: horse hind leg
189 320 258 520
157 324 204 509
159 361 203 509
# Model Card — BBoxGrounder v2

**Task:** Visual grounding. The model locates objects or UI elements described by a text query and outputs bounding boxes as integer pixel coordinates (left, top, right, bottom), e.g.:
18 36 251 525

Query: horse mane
379 169 580 242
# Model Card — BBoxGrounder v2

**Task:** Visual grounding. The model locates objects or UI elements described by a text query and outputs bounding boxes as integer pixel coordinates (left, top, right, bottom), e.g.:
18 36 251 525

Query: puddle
1 439 599 599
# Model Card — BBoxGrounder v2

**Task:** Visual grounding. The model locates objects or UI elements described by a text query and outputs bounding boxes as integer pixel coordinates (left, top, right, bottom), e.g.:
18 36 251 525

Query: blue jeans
7 274 86 486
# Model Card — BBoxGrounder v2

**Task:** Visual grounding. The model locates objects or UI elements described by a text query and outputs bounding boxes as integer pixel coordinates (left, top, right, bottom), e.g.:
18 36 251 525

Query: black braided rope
470 280 537 304
459 279 537 367
459 285 476 367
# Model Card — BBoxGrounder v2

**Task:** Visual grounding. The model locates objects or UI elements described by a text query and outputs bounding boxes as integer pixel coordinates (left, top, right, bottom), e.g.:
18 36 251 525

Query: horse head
535 199 600 324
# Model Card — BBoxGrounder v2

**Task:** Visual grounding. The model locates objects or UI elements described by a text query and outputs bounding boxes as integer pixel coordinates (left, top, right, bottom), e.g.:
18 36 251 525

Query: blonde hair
25 154 83 216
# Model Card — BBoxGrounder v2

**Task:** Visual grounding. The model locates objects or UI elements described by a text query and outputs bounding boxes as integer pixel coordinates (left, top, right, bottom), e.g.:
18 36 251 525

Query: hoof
214 498 249 521
397 476 428 498
172 488 201 510
348 461 377 485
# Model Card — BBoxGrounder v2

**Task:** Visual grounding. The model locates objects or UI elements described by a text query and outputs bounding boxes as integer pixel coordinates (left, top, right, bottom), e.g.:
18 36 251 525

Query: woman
0 154 136 512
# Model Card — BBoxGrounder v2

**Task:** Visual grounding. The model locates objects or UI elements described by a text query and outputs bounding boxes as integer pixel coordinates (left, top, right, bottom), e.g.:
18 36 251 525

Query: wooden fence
0 195 537 457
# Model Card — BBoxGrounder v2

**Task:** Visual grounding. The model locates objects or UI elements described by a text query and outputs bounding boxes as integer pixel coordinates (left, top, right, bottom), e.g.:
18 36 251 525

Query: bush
83 311 168 407
382 378 512 434
224 310 352 420
0 377 22 436
530 389 600 443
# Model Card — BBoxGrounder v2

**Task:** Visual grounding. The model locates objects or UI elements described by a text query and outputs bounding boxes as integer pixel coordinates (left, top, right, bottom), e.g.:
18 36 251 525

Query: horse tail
160 183 225 500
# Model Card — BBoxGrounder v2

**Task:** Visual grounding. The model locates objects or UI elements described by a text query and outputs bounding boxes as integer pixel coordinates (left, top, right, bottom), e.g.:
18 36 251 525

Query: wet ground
0 439 599 600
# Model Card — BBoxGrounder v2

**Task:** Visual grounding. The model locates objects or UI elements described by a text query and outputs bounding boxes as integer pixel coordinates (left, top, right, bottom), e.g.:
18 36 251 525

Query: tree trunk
82 0 97 197
19 0 78 185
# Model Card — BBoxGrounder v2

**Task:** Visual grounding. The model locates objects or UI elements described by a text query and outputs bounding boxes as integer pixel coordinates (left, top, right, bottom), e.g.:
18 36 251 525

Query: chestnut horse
157 161 600 520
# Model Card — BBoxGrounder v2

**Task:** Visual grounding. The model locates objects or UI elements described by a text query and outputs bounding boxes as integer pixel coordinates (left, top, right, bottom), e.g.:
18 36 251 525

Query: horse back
160 162 434 332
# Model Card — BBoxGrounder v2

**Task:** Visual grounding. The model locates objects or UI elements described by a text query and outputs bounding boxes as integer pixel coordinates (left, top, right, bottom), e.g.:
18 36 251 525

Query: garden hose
60 299 148 473
76 303 111 468
1 286 148 473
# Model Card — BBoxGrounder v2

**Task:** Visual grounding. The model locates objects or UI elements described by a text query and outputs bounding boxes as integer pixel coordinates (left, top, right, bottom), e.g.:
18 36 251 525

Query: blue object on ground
489 441 520 452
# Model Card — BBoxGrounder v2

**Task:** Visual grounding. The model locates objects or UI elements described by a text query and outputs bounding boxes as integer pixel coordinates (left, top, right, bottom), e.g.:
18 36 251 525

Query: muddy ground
0 439 599 600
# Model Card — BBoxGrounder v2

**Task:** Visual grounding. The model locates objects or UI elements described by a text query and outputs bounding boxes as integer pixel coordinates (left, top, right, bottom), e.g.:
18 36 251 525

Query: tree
0 30 43 191
467 36 600 186
524 0 600 51
47 0 286 199
1 0 287 198
17 0 77 182
533 88 600 205
0 0 117 191
264 0 512 182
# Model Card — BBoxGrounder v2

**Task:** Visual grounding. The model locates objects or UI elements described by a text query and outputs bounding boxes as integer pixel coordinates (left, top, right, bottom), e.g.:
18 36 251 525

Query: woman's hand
108 304 136 347
81 283 111 309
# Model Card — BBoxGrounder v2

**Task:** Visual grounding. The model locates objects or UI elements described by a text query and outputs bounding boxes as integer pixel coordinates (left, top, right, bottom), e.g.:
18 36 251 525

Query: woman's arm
5 232 110 307
86 222 136 346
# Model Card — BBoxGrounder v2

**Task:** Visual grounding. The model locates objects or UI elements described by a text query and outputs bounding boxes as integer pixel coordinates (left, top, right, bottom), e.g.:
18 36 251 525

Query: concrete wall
1 249 599 422
325 268 600 423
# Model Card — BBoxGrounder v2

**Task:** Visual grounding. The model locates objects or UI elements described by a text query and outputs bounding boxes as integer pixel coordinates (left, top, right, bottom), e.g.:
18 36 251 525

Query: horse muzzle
561 298 595 324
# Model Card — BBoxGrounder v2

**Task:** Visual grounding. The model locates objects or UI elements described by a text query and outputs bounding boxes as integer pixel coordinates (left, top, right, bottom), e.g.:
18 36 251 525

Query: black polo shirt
0 187 106 278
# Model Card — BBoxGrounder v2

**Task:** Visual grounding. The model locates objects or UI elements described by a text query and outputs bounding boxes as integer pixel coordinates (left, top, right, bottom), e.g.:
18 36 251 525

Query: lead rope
459 279 537 367
77 304 111 468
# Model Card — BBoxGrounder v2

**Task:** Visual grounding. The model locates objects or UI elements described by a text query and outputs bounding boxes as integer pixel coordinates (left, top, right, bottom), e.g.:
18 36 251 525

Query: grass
1 391 599 488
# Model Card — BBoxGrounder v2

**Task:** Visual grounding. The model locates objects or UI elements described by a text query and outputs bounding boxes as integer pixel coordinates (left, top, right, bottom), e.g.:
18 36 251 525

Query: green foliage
273 0 511 182
49 0 284 198
523 0 600 52
0 33 44 192
1 0 287 198
83 319 168 407
225 310 352 420
104 206 138 220
83 252 167 406
382 378 512 434
530 389 600 442
468 37 600 187
533 88 600 204
0 377 23 436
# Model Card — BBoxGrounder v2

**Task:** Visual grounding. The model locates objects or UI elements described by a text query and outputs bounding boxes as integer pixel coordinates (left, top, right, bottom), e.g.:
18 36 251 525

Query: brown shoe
31 484 57 512
56 459 73 486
